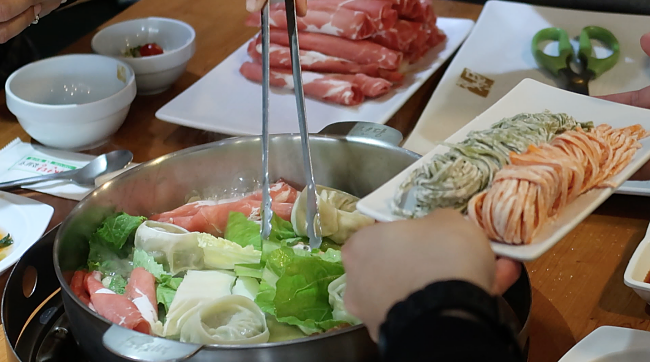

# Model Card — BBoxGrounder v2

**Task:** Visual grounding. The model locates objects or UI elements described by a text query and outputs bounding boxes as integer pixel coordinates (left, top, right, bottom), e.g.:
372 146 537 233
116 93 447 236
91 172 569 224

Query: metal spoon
0 150 133 191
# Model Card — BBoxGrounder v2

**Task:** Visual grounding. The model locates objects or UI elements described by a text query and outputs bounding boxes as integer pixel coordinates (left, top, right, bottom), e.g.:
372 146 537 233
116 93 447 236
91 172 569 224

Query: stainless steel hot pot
32 123 530 362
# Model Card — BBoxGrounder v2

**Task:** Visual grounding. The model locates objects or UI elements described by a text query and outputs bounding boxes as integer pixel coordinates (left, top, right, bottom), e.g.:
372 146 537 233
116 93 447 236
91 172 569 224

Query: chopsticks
260 0 323 250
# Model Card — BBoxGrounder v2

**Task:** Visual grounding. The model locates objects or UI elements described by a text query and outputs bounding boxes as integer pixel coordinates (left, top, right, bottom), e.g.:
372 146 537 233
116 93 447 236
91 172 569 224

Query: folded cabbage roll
134 221 204 275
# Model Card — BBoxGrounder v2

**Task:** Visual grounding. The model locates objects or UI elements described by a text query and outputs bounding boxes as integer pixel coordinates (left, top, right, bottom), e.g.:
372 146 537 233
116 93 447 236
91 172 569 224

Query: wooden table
0 0 649 361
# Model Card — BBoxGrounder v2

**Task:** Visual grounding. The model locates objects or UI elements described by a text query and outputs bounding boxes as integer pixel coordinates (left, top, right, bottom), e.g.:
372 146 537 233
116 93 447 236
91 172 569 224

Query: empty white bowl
624 223 650 303
5 54 136 150
91 17 196 95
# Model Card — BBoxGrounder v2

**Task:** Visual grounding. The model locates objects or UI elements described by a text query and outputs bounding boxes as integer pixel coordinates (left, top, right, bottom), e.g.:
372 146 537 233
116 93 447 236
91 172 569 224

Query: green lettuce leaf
87 239 133 278
108 275 127 294
224 212 262 250
254 246 346 334
93 212 146 251
269 213 296 242
156 276 183 314
133 248 167 280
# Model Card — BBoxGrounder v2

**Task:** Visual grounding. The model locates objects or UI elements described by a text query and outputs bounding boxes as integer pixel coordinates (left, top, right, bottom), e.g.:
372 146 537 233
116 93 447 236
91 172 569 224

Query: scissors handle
578 26 620 78
532 27 573 76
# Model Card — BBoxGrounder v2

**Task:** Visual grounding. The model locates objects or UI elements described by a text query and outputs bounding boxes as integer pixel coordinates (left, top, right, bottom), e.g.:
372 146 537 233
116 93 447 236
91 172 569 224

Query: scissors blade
557 68 590 96
260 1 272 241
284 0 323 250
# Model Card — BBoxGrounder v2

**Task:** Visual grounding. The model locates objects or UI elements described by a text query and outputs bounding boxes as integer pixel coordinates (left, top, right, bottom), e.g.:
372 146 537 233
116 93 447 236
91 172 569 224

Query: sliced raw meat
247 41 404 82
125 267 158 327
270 0 397 30
269 28 403 70
330 74 392 97
245 8 376 40
239 61 364 106
371 20 428 53
71 270 91 306
84 271 150 334
150 181 299 236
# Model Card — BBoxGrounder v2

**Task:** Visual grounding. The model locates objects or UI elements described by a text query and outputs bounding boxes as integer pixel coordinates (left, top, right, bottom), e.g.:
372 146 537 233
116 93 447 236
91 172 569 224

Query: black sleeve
378 280 523 362
381 313 520 362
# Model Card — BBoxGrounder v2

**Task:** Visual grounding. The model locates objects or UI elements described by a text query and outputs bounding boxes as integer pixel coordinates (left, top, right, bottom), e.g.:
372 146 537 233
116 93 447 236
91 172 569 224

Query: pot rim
53 133 416 349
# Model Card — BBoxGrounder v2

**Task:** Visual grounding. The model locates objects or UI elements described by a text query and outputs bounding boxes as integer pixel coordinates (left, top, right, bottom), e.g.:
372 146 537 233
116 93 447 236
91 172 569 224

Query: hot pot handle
318 122 403 146
103 324 203 362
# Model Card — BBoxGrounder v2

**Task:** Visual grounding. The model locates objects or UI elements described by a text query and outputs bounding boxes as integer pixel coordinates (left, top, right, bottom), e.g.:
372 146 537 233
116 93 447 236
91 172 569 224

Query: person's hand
246 0 307 17
341 208 521 341
596 32 650 180
0 0 63 44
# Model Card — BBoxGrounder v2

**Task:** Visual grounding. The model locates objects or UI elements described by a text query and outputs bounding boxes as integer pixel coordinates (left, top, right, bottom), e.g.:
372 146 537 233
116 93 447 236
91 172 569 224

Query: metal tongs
260 0 323 250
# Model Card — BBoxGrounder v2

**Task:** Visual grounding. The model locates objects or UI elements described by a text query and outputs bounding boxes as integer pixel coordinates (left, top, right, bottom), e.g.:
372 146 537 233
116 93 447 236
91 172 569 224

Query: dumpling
328 274 361 325
163 270 236 338
134 221 204 275
292 186 375 244
179 295 270 345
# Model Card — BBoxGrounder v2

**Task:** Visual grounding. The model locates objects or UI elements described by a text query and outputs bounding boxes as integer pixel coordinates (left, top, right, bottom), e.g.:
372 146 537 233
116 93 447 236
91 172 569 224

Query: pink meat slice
71 270 91 306
150 181 299 237
268 28 403 70
330 73 392 98
84 271 150 335
125 267 158 326
245 7 376 40
239 61 365 106
247 40 404 83
270 0 397 30
371 19 427 53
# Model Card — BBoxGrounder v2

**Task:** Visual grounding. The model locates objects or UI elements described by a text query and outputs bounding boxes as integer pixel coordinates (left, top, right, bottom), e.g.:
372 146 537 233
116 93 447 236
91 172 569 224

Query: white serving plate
558 326 650 362
155 17 474 135
357 79 650 261
0 191 53 274
402 0 650 196
624 223 650 303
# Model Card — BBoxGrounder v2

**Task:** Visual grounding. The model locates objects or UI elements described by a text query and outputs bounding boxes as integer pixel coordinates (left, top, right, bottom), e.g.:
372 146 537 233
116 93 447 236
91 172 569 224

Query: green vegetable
224 212 261 250
197 233 261 269
92 212 146 251
255 246 347 334
269 213 296 243
234 263 263 279
133 249 167 279
108 275 127 294
0 234 13 248
156 277 183 314
87 240 133 278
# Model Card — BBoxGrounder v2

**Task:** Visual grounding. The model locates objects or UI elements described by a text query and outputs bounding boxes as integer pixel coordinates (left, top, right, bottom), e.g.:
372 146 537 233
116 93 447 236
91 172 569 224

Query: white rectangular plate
402 0 650 196
155 17 474 135
357 79 650 262
559 326 650 362
0 191 53 274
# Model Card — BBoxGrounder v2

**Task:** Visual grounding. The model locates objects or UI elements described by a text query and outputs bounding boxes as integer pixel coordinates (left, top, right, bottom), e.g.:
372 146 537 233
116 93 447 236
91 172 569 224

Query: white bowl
91 17 196 95
5 54 137 150
624 223 650 303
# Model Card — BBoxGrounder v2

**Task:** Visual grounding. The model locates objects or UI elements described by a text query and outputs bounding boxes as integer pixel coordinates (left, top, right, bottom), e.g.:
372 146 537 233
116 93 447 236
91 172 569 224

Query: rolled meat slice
371 20 427 53
245 8 376 40
71 270 91 307
150 181 298 237
84 271 151 335
239 61 364 106
270 0 397 30
125 267 158 328
247 41 404 82
268 28 403 70
330 74 392 98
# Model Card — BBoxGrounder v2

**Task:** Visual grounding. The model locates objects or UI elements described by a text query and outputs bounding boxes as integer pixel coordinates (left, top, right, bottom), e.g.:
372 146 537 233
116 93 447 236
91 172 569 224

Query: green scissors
531 26 620 95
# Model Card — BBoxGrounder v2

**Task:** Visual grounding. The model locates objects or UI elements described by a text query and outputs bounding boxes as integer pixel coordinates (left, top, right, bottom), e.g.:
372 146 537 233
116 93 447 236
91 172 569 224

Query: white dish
402 0 650 196
5 54 137 150
558 326 650 362
357 79 650 261
624 223 650 303
92 17 196 95
0 192 53 275
155 17 474 135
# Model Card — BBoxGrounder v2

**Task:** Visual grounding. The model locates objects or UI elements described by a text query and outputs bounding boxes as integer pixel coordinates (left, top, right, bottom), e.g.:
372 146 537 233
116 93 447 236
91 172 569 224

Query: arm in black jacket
378 281 524 362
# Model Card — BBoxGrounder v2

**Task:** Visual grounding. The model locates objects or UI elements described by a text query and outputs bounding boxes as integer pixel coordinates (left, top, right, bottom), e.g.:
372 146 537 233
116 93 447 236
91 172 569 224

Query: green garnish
0 234 13 248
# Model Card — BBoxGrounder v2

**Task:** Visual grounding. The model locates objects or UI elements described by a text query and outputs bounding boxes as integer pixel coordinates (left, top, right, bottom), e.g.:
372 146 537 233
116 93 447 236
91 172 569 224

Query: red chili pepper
139 43 164 57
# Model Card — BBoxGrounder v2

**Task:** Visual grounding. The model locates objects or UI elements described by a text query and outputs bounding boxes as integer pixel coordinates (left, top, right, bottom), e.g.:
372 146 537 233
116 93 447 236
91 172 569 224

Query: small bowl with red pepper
91 17 195 95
